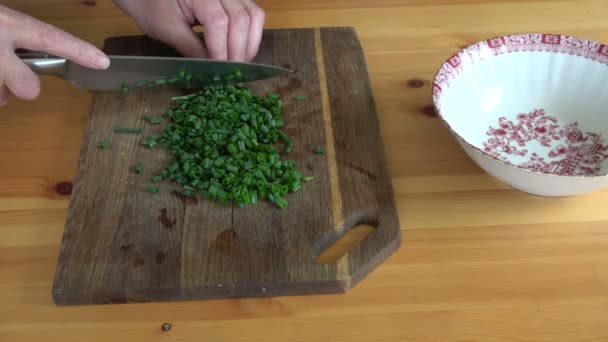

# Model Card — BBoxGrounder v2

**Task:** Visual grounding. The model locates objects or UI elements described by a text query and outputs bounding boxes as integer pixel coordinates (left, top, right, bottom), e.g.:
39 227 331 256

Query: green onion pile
107 69 315 209
152 85 308 208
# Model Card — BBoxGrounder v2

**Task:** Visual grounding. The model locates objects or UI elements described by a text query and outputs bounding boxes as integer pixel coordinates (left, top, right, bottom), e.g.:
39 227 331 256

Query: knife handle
15 49 66 78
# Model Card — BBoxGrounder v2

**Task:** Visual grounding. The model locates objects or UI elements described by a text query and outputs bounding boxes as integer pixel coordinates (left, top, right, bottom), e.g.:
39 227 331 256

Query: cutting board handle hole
315 215 378 264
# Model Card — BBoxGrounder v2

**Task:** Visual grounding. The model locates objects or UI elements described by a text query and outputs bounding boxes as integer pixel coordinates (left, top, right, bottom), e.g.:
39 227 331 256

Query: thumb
152 20 207 58
10 11 109 69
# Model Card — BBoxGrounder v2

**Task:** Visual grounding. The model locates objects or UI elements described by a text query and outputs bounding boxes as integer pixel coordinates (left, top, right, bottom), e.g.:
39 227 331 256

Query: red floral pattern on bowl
482 109 608 176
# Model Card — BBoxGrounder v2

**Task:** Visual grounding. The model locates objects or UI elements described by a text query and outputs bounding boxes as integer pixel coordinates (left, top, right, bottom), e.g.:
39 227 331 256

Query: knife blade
17 51 291 91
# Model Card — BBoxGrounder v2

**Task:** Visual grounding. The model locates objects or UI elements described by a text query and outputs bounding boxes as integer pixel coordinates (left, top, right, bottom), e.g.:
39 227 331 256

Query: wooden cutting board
52 27 401 305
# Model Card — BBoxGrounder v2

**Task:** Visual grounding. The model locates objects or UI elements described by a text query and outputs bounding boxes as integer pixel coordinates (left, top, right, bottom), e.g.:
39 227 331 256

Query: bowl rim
432 32 608 179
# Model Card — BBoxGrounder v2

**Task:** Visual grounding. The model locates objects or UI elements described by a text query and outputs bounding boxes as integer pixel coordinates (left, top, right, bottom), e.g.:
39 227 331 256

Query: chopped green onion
172 95 192 101
285 144 293 155
99 137 110 149
313 146 325 155
147 185 159 193
142 139 157 148
114 126 141 133
278 130 292 147
135 162 142 174
274 196 288 208
169 162 179 173
214 158 225 167
140 77 309 208
144 116 162 124
295 95 307 101
202 158 212 169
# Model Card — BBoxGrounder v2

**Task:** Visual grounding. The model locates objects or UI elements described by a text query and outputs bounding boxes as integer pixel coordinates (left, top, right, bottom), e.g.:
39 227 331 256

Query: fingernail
96 53 110 69
30 84 41 98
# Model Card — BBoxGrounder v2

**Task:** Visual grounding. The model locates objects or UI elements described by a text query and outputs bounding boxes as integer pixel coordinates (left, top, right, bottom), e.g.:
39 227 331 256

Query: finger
0 85 9 106
154 20 207 58
11 14 109 69
4 53 40 100
193 0 229 60
241 0 265 61
220 0 250 61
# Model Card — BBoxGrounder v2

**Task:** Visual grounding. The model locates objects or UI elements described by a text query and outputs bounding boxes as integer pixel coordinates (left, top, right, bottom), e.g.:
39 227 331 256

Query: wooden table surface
2 0 608 341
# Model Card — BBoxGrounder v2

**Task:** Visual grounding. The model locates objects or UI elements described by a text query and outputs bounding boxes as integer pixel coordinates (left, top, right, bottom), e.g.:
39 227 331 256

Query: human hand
113 0 265 62
0 4 109 105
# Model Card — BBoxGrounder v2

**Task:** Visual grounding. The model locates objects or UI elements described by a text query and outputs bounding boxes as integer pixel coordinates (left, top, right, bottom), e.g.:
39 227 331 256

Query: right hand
0 4 110 105
113 0 265 62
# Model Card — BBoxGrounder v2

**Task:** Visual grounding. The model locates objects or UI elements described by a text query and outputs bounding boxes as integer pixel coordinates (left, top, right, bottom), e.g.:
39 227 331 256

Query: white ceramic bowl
433 33 608 196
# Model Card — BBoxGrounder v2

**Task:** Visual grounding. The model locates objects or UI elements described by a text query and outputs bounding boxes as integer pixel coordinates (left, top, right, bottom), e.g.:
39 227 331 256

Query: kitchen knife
17 50 291 91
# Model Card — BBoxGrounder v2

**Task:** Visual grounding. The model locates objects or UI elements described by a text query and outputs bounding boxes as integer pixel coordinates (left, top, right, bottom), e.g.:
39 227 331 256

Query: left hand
113 0 265 62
